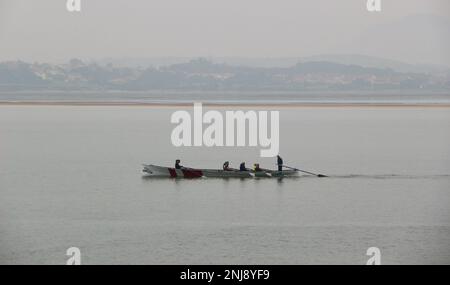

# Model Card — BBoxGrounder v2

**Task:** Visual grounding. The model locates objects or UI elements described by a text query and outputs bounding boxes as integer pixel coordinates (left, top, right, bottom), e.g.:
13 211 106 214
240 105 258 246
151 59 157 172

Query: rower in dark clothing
239 162 248 171
254 163 262 172
175 159 183 169
277 155 283 171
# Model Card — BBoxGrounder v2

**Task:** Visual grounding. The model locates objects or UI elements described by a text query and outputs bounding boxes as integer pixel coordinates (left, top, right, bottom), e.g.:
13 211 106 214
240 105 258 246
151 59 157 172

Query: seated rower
254 163 262 172
175 159 183 169
239 162 248 171
223 161 231 171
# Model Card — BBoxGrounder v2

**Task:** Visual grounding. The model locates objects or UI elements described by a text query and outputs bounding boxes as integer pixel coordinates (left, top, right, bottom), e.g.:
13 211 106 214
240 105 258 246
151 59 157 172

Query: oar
282 165 328 178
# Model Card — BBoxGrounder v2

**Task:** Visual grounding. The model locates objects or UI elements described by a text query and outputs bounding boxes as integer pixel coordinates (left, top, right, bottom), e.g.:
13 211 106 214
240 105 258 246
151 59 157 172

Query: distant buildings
0 59 449 91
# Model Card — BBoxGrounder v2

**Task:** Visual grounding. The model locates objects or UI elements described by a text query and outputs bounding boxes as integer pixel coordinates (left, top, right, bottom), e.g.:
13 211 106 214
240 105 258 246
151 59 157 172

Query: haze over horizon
1 0 449 66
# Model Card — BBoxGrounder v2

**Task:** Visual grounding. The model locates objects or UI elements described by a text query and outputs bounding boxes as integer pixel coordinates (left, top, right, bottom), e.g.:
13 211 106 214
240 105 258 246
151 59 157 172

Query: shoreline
1 101 450 109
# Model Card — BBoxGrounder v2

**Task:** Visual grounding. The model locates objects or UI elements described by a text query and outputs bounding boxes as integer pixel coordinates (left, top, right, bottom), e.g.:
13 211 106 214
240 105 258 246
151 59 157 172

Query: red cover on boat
182 169 203 178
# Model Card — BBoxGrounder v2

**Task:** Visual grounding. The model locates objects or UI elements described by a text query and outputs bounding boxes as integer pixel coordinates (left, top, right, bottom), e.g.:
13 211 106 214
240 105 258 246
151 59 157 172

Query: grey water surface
0 105 449 264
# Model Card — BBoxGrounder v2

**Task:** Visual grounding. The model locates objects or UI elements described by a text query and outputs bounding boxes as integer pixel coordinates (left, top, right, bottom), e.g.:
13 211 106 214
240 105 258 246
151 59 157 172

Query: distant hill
99 54 450 74
299 54 450 74
0 58 448 92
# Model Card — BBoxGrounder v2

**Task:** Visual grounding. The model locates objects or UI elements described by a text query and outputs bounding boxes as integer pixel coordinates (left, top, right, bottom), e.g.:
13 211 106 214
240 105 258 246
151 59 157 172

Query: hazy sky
0 0 449 65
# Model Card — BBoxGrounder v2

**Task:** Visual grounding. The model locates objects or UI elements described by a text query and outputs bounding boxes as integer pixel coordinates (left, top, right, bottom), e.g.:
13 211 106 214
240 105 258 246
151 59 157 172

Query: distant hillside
0 58 449 92
299 54 450 74
99 54 450 73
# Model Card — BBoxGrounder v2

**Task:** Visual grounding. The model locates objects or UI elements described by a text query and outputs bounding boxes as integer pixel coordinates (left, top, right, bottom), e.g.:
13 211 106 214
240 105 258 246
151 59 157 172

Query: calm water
2 91 450 105
0 105 449 264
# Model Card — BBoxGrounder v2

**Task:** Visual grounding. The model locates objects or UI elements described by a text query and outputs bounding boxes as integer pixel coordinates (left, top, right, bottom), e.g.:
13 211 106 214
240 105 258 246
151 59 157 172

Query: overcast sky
0 0 449 65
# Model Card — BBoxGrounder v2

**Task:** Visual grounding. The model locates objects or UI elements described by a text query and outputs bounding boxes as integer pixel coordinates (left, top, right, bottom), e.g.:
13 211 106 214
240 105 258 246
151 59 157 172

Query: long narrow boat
142 164 299 178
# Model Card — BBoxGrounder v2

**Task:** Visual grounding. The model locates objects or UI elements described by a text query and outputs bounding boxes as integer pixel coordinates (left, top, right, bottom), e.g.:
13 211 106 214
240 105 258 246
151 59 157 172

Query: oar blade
282 164 327 178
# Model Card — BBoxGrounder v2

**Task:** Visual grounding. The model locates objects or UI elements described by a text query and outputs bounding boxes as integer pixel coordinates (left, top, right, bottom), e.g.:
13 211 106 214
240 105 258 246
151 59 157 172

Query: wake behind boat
142 164 299 179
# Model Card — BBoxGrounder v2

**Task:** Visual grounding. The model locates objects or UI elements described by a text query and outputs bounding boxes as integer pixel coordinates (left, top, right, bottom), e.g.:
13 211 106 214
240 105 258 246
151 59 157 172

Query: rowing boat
142 164 299 178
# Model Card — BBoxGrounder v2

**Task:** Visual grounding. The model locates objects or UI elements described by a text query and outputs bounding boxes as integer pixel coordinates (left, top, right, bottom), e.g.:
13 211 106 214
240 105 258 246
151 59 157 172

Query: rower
175 159 183 169
254 163 262 172
223 161 231 171
277 155 283 171
239 162 247 171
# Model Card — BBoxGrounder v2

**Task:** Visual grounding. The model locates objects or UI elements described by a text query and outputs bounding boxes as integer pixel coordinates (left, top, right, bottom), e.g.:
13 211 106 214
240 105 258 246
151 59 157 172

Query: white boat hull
142 164 299 179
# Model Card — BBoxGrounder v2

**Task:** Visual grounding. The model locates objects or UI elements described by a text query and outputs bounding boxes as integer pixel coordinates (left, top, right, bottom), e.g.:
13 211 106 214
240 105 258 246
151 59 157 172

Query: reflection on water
142 174 450 180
